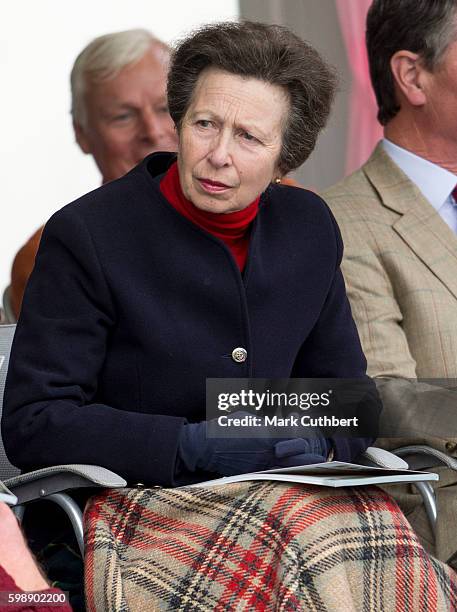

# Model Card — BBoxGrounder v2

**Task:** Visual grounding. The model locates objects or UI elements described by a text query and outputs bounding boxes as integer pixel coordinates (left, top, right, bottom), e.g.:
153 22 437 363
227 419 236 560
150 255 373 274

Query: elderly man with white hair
9 28 178 320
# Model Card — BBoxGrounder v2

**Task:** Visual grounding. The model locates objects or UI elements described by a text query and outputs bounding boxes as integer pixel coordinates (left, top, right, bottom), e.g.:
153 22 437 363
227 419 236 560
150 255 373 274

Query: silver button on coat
231 347 247 363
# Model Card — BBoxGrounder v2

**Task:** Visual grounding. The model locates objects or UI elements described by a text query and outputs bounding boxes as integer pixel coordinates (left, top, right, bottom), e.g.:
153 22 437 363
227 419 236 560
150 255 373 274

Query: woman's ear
272 163 283 184
390 50 427 107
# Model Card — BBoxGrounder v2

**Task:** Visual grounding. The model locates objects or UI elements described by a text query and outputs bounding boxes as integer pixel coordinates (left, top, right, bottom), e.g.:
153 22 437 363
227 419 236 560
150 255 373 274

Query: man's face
418 39 457 162
74 45 178 183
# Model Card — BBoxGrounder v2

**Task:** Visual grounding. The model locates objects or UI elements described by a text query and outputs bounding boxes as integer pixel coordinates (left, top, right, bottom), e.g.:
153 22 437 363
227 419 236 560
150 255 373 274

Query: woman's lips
197 177 233 193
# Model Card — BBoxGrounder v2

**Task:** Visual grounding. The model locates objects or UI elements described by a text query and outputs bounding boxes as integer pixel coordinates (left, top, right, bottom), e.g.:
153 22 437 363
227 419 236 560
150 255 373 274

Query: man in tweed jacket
324 0 457 562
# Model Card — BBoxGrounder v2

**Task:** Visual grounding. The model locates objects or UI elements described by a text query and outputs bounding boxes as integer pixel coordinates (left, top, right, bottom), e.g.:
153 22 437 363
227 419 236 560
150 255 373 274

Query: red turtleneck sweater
160 162 259 271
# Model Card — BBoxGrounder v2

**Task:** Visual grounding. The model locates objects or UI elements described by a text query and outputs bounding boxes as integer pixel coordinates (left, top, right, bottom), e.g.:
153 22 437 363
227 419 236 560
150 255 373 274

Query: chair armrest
393 445 457 471
5 464 126 505
361 446 409 469
362 447 439 537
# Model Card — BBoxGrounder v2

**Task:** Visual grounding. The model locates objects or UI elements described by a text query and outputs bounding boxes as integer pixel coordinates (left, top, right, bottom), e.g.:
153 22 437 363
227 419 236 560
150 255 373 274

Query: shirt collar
382 138 457 212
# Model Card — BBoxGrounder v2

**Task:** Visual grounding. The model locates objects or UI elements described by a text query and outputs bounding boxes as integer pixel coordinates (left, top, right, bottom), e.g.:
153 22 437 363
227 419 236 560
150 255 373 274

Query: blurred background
0 0 381 291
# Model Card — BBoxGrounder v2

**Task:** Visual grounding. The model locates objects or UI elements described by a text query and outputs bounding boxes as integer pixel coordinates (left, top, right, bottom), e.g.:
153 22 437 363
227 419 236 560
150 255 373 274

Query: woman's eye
241 131 258 143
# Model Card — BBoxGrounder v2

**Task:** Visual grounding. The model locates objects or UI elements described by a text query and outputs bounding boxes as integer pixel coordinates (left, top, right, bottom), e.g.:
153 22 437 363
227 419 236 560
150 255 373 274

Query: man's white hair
71 28 169 126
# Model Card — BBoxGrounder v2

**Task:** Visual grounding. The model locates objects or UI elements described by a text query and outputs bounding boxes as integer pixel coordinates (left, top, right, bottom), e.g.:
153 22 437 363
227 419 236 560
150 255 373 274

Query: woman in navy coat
3 22 377 487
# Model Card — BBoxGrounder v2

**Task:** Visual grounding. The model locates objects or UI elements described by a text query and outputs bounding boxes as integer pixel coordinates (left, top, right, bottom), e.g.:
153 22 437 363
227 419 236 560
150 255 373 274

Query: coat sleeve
338 218 457 455
292 206 381 461
340 236 418 379
324 186 457 456
2 207 185 486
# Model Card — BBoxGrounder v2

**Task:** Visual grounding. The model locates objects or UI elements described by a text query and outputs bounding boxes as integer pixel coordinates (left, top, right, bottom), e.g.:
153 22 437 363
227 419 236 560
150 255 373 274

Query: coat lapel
363 143 457 300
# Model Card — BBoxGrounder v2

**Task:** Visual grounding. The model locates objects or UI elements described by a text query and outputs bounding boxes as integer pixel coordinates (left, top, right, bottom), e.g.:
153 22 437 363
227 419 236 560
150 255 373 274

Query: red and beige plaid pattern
84 483 457 611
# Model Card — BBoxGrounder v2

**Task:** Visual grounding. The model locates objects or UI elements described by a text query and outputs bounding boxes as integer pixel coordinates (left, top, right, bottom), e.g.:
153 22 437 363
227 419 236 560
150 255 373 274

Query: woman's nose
208 134 232 168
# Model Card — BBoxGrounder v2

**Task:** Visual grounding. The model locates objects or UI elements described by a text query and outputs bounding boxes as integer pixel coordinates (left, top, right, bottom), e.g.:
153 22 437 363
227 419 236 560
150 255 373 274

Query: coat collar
363 142 457 300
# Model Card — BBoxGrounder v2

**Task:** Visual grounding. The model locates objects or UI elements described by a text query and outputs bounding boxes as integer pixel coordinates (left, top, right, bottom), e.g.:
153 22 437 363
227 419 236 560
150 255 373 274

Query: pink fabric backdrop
335 0 383 176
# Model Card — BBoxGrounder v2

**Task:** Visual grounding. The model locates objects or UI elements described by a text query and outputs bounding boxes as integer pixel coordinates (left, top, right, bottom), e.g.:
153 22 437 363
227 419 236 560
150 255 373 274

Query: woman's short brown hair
167 21 337 175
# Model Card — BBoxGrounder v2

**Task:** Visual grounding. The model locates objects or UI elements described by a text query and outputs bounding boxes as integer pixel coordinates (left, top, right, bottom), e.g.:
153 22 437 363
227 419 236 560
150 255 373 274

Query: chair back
2 286 16 324
0 324 20 479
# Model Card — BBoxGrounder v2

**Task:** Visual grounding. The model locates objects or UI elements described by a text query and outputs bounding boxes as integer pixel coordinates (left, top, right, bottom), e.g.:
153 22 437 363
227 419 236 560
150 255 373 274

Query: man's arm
0 503 48 592
341 246 417 379
340 234 457 455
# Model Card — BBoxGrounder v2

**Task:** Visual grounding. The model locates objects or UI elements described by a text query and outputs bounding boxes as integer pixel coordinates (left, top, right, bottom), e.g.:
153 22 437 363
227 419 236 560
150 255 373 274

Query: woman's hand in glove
178 415 330 476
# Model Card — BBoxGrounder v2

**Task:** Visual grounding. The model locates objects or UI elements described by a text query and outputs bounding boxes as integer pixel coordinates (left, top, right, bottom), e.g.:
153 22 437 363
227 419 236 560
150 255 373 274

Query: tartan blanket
84 483 457 611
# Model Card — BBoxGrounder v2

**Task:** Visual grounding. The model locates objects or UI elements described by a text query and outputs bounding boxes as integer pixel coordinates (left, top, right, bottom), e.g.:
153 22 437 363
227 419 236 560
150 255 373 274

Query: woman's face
177 68 289 214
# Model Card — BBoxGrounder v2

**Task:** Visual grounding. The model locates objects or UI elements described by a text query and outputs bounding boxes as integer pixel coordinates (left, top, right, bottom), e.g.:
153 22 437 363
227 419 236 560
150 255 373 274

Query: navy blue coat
3 153 373 486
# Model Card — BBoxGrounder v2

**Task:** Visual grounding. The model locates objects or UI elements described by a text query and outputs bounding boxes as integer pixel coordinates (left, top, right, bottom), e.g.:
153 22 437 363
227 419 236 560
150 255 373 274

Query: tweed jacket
323 143 457 457
323 143 457 561
2 153 372 487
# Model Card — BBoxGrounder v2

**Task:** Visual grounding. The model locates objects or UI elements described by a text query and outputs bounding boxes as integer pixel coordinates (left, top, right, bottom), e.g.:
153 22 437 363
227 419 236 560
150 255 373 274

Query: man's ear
390 50 427 107
73 120 92 154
